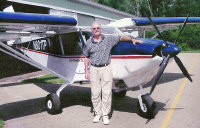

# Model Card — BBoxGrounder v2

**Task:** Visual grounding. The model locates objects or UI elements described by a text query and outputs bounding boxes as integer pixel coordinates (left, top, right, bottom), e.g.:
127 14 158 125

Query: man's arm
120 36 143 45
84 57 90 80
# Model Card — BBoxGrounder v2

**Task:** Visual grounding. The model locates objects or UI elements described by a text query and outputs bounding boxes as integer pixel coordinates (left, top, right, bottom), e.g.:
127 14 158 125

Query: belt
91 63 110 67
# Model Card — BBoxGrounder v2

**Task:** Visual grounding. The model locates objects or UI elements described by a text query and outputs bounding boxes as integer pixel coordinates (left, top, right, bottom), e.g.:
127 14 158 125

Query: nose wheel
137 94 157 119
46 93 61 114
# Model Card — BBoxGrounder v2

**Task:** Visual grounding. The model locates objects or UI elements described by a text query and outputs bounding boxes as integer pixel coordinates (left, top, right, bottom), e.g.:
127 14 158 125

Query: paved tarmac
0 53 199 128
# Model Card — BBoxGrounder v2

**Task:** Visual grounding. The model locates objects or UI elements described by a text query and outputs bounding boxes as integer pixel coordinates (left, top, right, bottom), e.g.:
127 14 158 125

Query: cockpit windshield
101 26 127 36
81 26 128 36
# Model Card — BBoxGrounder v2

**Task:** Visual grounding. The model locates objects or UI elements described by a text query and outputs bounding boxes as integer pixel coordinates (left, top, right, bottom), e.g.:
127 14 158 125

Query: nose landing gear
137 94 157 119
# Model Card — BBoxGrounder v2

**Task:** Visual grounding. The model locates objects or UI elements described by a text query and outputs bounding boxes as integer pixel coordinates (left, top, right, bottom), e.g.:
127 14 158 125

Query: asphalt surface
0 53 199 128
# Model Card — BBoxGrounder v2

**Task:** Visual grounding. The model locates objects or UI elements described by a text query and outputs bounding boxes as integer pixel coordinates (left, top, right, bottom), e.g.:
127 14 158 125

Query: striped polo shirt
83 34 120 66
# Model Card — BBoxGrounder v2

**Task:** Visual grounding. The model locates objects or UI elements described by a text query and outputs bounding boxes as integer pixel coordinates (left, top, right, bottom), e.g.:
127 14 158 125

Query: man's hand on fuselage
120 36 143 45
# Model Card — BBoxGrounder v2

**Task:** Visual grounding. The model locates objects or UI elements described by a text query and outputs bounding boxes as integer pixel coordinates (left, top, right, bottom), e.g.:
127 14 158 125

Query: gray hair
91 22 101 28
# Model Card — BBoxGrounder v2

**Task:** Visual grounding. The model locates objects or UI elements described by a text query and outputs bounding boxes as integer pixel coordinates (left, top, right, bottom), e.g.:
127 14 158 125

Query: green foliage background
146 25 200 51
94 0 200 51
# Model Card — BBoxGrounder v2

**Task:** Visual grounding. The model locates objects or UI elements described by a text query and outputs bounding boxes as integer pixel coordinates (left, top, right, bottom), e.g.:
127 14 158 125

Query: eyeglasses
92 27 100 30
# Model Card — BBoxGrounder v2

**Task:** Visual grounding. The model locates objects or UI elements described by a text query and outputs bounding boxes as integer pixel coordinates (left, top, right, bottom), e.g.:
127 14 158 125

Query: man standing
84 22 143 125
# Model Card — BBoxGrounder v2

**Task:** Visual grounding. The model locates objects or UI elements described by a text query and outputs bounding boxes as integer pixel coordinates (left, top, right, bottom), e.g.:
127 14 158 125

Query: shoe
93 115 102 123
103 116 109 125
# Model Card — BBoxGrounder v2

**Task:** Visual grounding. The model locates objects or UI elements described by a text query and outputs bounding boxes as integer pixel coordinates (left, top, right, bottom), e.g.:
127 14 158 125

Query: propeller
174 14 189 44
145 12 168 47
143 12 192 95
150 55 170 94
174 56 192 82
173 14 192 82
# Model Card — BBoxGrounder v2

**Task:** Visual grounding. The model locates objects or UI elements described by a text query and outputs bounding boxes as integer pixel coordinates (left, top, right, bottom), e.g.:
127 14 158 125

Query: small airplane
0 10 199 119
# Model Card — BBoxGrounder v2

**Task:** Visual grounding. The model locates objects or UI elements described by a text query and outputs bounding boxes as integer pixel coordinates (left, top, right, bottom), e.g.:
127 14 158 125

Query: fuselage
18 34 180 88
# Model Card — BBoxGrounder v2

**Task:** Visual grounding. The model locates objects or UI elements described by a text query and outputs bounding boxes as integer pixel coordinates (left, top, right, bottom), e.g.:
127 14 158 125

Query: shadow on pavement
0 72 187 121
0 82 24 87
0 97 46 121
0 84 166 121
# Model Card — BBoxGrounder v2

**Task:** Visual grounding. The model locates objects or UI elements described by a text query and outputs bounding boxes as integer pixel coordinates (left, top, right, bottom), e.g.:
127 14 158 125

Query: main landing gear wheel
113 90 127 98
137 94 157 119
46 93 61 114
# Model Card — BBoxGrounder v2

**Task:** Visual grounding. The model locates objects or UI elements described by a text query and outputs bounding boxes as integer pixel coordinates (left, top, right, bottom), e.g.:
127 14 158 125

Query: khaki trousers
90 64 113 116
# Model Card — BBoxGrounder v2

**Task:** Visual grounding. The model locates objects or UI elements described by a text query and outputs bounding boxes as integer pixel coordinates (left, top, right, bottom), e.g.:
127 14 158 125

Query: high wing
107 17 200 32
0 12 78 42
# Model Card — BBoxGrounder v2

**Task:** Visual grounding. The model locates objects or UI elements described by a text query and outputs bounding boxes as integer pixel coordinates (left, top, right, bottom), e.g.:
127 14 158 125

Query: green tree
94 0 200 17
94 0 135 14
154 24 200 50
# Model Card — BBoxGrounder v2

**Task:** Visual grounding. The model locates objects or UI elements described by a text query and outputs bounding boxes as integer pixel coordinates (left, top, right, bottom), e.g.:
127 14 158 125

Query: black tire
46 93 61 114
115 80 127 88
113 90 127 98
137 95 157 119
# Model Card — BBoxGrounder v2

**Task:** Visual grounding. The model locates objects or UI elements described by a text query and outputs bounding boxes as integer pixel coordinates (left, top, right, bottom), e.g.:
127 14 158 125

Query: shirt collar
91 34 105 43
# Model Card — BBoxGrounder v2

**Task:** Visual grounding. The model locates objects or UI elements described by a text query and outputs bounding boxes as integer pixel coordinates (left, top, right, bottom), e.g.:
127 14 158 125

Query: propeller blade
150 55 170 95
143 11 168 46
174 56 192 82
174 14 189 44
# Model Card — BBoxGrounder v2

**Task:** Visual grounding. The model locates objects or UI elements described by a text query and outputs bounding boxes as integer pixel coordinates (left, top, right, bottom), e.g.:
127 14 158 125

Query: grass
0 119 3 128
22 74 65 84
0 111 3 128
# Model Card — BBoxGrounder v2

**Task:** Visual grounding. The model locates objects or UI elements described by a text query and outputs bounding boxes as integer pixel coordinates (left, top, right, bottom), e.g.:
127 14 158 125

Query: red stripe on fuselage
21 47 49 55
21 48 152 59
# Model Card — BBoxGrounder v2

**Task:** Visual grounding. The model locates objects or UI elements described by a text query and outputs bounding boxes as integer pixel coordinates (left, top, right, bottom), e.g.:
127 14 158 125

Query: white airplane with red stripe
0 11 198 118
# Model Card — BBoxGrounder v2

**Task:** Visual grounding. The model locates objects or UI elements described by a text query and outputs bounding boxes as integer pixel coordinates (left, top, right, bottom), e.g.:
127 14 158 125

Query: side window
61 32 83 55
20 38 50 53
30 31 92 56
48 35 62 55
